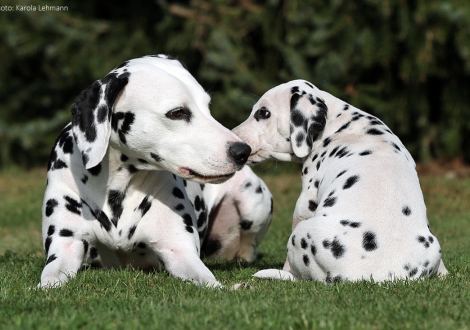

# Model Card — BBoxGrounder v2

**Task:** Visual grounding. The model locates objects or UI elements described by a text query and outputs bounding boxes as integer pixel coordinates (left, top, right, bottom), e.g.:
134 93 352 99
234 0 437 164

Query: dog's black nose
228 142 252 166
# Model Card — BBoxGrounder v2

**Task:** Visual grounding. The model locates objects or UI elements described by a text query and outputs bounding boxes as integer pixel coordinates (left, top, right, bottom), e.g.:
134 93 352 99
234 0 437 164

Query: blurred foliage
1 0 469 168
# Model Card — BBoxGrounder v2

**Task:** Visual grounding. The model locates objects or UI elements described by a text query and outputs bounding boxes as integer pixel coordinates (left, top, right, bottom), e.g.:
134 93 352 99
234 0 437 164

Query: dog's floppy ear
71 71 130 169
289 83 328 158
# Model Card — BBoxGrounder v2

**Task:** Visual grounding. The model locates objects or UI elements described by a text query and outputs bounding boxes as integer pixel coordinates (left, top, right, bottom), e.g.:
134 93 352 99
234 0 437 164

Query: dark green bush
1 0 469 167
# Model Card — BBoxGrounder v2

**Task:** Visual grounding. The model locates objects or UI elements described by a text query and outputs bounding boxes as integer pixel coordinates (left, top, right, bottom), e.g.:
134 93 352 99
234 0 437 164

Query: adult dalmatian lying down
40 55 273 288
233 80 448 283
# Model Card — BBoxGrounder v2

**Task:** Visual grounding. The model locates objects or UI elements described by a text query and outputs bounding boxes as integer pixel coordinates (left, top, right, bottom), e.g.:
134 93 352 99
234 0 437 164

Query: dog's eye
254 107 271 121
166 107 192 122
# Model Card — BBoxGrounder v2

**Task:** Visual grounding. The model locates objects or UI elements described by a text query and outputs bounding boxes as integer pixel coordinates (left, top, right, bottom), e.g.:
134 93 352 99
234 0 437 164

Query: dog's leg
39 237 86 288
253 269 298 281
154 242 222 288
437 259 449 277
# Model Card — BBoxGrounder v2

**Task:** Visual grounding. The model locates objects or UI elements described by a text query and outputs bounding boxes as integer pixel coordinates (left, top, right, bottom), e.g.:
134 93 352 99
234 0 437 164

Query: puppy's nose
228 142 252 166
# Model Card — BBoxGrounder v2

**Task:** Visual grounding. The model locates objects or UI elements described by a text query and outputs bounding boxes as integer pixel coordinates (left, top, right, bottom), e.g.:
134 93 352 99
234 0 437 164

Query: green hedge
1 0 469 167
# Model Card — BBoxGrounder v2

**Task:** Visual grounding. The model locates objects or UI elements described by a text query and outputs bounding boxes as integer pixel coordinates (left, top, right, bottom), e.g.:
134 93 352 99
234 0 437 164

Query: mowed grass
0 164 469 329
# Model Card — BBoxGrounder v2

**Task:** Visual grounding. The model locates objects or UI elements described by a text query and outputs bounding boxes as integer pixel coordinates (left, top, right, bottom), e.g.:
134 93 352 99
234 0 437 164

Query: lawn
0 164 469 329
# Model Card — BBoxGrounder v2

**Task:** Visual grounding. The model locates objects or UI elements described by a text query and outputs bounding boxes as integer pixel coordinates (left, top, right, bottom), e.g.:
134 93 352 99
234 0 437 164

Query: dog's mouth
179 167 235 183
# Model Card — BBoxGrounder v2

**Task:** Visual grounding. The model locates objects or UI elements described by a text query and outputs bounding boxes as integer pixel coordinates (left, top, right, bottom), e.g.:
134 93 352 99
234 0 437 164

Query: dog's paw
231 282 254 290
253 269 297 281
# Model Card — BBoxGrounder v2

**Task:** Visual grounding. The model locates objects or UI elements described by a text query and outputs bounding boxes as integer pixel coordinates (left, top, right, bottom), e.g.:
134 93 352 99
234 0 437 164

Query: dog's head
71 55 250 183
232 80 328 164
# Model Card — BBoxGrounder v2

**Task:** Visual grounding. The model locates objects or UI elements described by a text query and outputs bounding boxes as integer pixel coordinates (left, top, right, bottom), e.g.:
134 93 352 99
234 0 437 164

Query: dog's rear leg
39 237 86 288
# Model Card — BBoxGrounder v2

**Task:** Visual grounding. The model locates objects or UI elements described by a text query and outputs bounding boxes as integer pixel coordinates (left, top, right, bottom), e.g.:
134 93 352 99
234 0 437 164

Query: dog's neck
105 147 136 194
320 90 348 124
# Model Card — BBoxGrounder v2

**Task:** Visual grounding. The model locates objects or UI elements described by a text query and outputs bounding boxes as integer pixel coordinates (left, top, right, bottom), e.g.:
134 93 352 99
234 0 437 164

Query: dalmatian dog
40 55 273 288
233 80 448 283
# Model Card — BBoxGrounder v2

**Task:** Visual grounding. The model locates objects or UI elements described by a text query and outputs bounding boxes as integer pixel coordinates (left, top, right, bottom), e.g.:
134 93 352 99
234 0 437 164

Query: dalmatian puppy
40 55 273 288
233 80 448 283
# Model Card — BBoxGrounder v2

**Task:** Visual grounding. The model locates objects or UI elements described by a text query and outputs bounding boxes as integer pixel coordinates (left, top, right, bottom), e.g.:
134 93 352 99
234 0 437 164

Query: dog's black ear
71 72 130 169
289 82 328 158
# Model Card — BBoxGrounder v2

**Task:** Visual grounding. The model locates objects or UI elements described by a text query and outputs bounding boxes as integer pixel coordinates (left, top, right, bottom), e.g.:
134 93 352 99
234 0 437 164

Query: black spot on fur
322 137 332 147
391 142 401 151
128 225 137 239
82 240 89 254
81 175 89 184
45 254 57 265
138 196 152 216
417 236 430 248
343 175 359 190
303 254 310 266
256 185 263 193
291 235 296 246
311 244 317 256
128 165 138 174
88 163 102 176
323 196 337 207
323 237 345 258
305 82 314 89
366 128 384 135
175 204 185 211
44 237 52 255
59 229 74 237
343 104 349 110
53 159 67 170
172 187 184 199
137 242 146 249
64 196 82 215
47 225 55 236
45 199 58 217
329 146 340 157
296 132 305 147
108 190 125 225
409 267 418 277
91 208 113 231
363 231 378 251
402 206 412 216
291 110 305 127
120 154 129 162
240 220 253 230
359 150 372 156
183 213 194 233
335 121 351 134
340 220 361 228
150 153 162 162
308 200 318 212
336 170 347 178
300 238 308 249
57 127 74 155
138 158 148 164
194 196 202 211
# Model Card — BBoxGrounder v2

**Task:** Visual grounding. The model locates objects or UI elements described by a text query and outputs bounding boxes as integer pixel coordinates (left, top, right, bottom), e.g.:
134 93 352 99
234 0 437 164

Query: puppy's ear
289 83 328 158
71 72 130 169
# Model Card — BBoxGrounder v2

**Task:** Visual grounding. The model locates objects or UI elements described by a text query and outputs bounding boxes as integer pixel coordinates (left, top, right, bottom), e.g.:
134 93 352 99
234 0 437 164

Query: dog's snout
228 142 252 166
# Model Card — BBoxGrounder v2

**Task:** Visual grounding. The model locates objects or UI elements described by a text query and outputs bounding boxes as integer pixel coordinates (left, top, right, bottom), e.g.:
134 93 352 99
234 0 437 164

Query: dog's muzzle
228 142 252 166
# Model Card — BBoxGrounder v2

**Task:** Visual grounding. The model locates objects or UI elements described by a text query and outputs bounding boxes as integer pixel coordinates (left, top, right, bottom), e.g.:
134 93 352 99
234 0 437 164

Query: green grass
0 164 469 329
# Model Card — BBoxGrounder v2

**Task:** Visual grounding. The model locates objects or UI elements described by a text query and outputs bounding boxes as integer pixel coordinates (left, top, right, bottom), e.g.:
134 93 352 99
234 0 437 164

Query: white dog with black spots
233 80 448 283
40 55 273 288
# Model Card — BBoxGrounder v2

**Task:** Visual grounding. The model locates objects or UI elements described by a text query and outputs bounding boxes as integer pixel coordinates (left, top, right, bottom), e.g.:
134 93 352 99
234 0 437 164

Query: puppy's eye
254 107 271 121
166 107 192 122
